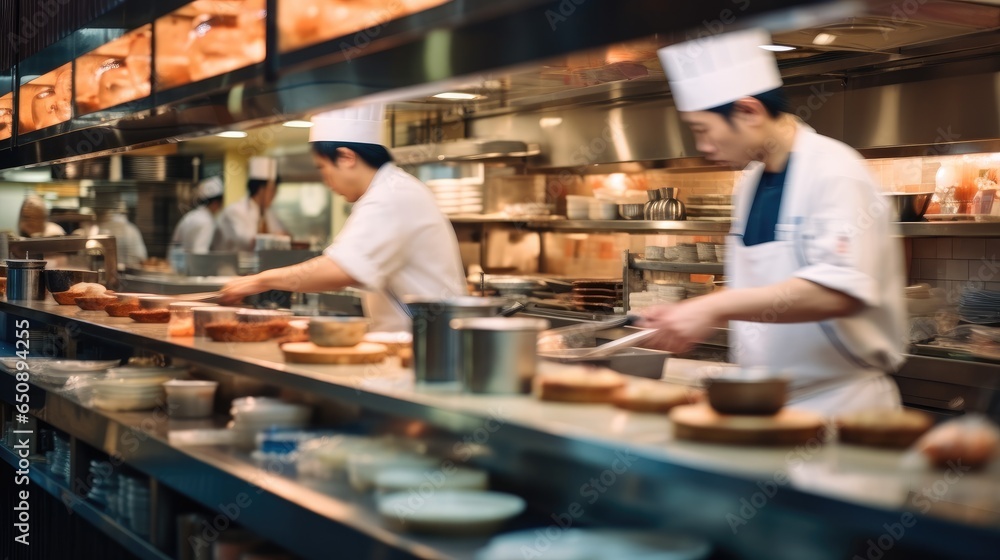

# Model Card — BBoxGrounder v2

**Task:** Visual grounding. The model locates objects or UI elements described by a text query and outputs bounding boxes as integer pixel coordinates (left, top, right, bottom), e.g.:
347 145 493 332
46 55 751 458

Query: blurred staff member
172 176 224 254
211 156 288 252
85 200 148 268
221 105 466 331
640 29 906 414
18 195 66 237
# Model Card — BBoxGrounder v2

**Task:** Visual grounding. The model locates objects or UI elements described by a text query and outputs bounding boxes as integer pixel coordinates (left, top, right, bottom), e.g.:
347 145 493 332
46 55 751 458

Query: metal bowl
44 269 99 293
705 377 788 415
308 316 369 347
885 192 934 222
619 203 645 220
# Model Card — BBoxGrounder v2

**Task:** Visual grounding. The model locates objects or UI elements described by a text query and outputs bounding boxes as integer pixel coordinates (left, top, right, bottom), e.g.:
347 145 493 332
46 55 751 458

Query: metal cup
404 296 506 385
5 259 47 301
450 317 549 394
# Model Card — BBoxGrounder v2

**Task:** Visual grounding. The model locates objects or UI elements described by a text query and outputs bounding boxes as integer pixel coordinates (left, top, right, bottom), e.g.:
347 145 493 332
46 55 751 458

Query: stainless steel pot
643 189 661 219
6 259 47 301
404 296 507 384
658 187 687 221
451 317 549 394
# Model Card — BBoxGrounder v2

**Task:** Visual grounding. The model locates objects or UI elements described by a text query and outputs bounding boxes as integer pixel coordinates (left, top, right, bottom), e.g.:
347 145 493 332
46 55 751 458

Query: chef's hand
635 298 719 354
219 274 265 305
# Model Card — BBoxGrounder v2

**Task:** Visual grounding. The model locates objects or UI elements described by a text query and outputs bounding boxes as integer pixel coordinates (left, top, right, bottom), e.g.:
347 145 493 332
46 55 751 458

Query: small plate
48 360 120 373
476 529 712 560
378 490 524 535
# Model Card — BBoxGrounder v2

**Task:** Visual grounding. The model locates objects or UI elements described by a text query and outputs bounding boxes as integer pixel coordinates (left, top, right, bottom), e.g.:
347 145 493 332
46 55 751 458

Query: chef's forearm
256 256 357 293
705 278 864 324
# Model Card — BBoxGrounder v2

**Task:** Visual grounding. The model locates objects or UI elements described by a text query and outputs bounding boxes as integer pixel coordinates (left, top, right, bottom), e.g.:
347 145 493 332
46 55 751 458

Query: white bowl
164 380 218 418
374 466 488 494
377 491 525 535
347 451 438 492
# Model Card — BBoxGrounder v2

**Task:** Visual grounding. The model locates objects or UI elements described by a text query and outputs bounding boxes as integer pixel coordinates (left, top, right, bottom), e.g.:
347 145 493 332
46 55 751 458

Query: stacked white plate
428 181 484 214
85 460 118 509
377 490 525 535
476 529 712 560
91 377 170 412
566 195 593 220
32 359 120 387
675 244 699 263
120 475 150 537
47 434 71 485
229 398 312 449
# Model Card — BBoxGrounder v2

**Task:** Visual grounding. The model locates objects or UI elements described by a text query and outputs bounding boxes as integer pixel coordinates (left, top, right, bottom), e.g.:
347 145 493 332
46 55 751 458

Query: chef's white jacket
324 163 467 332
211 196 288 252
96 213 148 267
727 123 908 414
171 206 216 254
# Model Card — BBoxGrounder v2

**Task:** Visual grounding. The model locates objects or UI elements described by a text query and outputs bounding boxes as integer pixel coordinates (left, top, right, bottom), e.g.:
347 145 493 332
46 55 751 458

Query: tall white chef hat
657 28 783 113
196 176 224 200
308 104 386 145
248 157 277 181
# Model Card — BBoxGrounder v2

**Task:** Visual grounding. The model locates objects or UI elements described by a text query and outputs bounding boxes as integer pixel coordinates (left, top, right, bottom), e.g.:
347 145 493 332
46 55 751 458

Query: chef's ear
731 97 769 127
336 148 358 167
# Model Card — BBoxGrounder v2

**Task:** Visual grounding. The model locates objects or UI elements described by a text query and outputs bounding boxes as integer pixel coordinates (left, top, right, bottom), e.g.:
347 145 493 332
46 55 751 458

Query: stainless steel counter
3 300 1000 559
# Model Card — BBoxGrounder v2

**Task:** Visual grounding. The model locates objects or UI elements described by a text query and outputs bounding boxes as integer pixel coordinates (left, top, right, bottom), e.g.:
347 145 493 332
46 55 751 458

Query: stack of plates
32 359 119 387
571 279 623 312
477 529 712 560
684 282 715 298
429 181 484 215
91 377 170 411
229 398 312 449
687 194 734 221
675 244 699 263
120 475 150 537
959 289 1000 324
85 460 118 509
46 434 71 484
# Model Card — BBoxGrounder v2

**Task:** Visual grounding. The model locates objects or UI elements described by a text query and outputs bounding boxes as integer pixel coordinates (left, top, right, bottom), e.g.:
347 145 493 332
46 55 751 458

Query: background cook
172 175 224 254
220 104 466 331
639 28 907 415
211 156 288 252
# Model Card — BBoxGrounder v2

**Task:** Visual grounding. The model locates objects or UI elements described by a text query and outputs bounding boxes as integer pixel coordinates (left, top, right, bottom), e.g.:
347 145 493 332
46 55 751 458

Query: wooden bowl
53 291 82 305
76 295 118 311
129 309 171 323
106 301 141 317
205 321 273 342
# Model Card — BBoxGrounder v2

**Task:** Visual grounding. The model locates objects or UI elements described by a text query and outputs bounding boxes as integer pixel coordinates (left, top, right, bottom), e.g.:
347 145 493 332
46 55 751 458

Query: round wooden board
670 404 825 446
281 342 388 365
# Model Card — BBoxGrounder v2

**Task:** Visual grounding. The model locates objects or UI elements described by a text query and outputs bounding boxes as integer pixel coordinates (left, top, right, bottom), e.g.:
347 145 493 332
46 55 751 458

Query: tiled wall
909 237 1000 295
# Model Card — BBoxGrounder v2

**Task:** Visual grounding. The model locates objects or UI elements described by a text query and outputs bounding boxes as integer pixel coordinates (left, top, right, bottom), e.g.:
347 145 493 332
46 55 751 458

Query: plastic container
163 380 218 419
193 306 239 337
168 302 209 338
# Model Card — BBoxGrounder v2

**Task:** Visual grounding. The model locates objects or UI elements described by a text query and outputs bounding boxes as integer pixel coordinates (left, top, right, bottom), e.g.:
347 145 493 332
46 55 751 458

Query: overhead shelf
527 220 732 234
896 221 1000 237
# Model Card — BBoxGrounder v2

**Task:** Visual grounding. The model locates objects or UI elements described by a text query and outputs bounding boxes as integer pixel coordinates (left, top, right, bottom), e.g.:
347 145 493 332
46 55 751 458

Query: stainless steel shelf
630 257 724 274
528 220 732 234
896 221 1000 237
0 444 173 560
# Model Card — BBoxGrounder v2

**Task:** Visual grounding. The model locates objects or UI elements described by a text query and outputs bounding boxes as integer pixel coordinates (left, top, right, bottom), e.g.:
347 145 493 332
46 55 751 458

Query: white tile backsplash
953 238 986 260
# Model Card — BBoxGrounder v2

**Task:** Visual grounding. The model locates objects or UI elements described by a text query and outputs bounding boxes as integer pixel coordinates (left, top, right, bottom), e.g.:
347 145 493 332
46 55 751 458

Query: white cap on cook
309 104 386 145
657 28 783 113
196 176 224 199
248 156 277 181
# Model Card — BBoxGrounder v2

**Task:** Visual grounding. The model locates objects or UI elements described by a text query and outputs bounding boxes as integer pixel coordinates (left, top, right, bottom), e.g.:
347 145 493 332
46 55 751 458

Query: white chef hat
308 104 386 145
196 176 224 200
657 28 783 113
248 157 277 181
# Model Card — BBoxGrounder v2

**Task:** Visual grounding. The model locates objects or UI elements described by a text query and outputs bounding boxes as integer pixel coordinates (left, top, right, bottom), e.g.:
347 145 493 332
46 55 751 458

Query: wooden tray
281 342 388 365
670 404 825 446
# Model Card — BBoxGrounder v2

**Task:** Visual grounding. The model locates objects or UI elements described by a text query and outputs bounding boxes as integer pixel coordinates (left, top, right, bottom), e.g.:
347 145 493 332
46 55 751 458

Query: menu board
155 0 266 90
76 25 152 115
19 63 72 134
0 93 12 141
278 0 452 53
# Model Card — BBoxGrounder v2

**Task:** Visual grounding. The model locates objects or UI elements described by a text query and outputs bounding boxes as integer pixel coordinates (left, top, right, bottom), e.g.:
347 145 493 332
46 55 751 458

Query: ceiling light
432 92 480 100
759 44 796 52
216 131 248 139
283 120 314 128
812 33 836 46
539 117 563 128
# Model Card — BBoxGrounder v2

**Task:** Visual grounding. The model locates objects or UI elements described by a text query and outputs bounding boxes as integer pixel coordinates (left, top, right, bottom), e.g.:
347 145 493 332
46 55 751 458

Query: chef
640 28 907 414
220 104 467 331
172 176 224 254
93 200 148 267
18 195 66 237
211 156 288 252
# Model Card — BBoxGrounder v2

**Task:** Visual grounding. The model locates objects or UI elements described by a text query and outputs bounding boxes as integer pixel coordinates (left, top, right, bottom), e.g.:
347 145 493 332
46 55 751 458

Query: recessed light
812 33 836 46
759 44 796 52
216 131 248 139
283 120 314 128
432 92 480 100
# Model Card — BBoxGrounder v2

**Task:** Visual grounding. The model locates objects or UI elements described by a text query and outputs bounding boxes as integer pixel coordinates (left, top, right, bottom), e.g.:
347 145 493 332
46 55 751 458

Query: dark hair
248 177 280 197
312 141 393 169
705 88 788 121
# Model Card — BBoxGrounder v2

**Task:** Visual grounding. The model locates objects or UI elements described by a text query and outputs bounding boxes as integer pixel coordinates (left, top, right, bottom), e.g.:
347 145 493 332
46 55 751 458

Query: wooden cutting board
281 342 388 365
670 404 825 446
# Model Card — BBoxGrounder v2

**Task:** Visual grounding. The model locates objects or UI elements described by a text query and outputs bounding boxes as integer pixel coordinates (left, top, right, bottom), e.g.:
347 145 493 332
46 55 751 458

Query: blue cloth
742 160 790 246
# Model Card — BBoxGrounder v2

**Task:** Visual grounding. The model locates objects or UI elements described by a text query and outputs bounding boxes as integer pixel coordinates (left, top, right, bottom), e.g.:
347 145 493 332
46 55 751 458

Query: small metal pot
450 317 549 394
705 377 788 415
6 259 47 301
404 296 507 385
